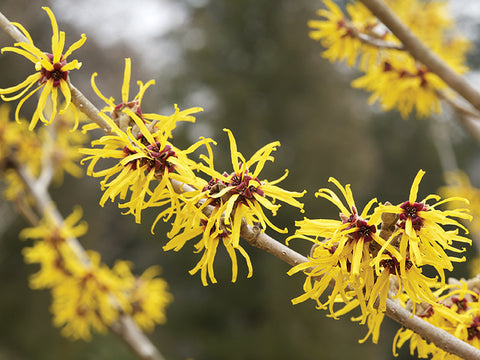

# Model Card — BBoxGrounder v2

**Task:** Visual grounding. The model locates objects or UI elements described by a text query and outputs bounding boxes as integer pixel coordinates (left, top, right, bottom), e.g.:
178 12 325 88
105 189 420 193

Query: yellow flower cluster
394 278 480 358
288 170 471 342
21 208 172 340
164 129 305 285
0 102 89 201
309 0 471 118
80 58 211 224
80 58 306 285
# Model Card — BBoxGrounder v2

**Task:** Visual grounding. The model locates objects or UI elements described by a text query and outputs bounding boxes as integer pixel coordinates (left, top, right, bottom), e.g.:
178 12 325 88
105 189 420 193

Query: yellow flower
198 129 305 231
81 56 211 223
351 53 447 118
288 170 471 328
309 0 470 119
0 104 21 160
309 0 369 68
50 251 131 341
80 106 210 224
164 197 254 286
287 177 398 320
337 303 386 344
308 0 400 70
113 263 173 332
349 1 471 119
0 104 42 175
0 7 86 130
287 243 358 315
393 279 480 358
20 206 88 243
368 251 439 314
372 170 472 283
21 207 88 289
164 129 305 285
309 0 360 67
85 57 197 135
387 0 469 62
20 207 172 340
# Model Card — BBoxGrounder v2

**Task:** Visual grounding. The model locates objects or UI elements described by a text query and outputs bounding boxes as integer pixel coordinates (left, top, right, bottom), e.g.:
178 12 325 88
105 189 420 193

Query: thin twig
0 10 26 43
14 196 40 227
69 82 112 134
338 17 404 50
110 316 166 360
241 222 308 267
14 160 165 360
438 92 480 146
430 117 458 174
356 32 403 50
359 0 480 114
438 91 480 120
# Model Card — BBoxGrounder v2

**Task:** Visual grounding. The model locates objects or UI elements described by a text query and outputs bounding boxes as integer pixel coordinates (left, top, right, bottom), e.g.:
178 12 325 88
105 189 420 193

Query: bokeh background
1 0 480 359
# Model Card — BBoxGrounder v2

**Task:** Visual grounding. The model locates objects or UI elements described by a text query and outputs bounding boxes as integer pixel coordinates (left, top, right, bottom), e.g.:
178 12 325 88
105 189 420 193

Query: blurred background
0 0 480 359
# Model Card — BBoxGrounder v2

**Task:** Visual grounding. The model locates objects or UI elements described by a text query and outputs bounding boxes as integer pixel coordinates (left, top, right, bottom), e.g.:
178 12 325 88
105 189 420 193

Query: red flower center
113 100 143 119
205 169 264 207
123 141 177 173
380 254 413 275
200 219 229 239
452 297 468 313
40 53 68 87
399 201 427 230
342 207 376 242
350 218 376 242
467 316 480 340
229 172 264 202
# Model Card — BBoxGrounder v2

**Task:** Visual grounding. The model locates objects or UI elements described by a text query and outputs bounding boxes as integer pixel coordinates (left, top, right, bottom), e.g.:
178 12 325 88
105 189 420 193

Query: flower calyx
39 53 68 87
205 169 265 206
399 200 428 231
123 139 177 174
340 206 376 242
111 100 156 137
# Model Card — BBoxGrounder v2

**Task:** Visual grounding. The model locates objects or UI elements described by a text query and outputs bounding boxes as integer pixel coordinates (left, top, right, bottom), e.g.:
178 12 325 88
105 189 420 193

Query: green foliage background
0 0 478 359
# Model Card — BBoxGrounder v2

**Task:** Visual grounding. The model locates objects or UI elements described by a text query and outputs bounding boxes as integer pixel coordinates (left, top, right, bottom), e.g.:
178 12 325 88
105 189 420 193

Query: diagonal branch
359 0 480 114
240 224 480 360
356 32 403 50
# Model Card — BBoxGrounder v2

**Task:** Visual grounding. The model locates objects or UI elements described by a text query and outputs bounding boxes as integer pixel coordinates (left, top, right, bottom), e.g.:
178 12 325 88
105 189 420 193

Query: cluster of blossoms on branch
393 277 480 359
310 0 471 118
2 2 480 359
0 102 87 201
80 57 306 286
21 207 172 340
288 170 472 345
